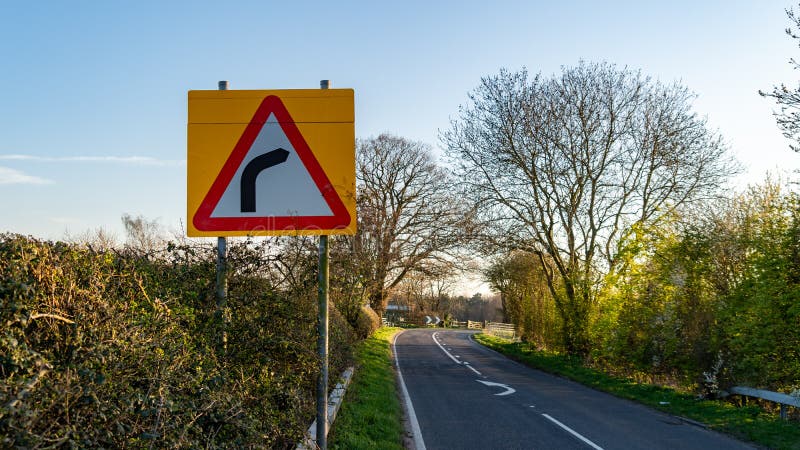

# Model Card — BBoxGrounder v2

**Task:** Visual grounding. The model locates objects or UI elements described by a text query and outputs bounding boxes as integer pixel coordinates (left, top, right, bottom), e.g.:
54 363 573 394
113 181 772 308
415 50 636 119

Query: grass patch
474 334 800 450
329 327 405 450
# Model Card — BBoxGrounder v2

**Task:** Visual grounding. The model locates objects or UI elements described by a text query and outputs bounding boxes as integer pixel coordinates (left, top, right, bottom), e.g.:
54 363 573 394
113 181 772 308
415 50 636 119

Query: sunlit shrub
354 305 381 339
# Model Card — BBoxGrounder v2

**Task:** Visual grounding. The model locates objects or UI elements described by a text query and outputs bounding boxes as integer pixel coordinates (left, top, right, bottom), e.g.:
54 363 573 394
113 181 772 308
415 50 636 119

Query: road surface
393 329 753 450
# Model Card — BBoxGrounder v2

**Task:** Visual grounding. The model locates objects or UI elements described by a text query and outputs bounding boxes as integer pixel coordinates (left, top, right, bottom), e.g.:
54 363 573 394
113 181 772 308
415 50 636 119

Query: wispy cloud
0 166 54 185
0 154 185 167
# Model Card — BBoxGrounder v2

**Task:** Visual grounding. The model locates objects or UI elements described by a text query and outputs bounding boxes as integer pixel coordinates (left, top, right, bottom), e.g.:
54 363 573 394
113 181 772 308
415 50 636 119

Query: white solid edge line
467 332 530 370
465 363 482 376
394 331 427 450
432 332 463 365
541 413 604 450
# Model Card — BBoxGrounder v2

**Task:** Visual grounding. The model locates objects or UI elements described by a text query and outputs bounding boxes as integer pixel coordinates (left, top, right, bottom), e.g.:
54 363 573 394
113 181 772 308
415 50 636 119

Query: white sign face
211 113 333 218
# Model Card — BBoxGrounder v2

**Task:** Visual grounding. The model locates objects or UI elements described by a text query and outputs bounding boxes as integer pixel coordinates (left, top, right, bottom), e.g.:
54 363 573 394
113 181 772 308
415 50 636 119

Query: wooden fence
467 320 483 330
485 321 517 340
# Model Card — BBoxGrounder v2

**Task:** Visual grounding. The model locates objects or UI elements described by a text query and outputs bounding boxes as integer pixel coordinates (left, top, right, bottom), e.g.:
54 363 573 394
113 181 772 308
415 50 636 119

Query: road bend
393 328 754 450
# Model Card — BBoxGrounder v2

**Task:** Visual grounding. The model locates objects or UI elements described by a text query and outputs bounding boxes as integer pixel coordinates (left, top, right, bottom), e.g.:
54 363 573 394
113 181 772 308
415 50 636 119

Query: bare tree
329 235 370 326
65 227 118 252
443 62 736 353
394 265 455 315
350 134 473 315
423 267 456 314
760 4 800 152
121 213 163 255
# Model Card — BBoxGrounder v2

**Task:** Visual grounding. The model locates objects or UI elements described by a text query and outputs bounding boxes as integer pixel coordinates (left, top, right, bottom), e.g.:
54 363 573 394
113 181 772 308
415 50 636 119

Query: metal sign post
316 235 330 449
316 79 331 450
216 80 229 353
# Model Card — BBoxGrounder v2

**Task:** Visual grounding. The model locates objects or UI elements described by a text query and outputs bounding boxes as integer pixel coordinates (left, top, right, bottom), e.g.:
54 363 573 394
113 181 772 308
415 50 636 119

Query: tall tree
485 251 537 323
760 4 800 152
485 251 556 345
444 62 736 353
351 134 472 314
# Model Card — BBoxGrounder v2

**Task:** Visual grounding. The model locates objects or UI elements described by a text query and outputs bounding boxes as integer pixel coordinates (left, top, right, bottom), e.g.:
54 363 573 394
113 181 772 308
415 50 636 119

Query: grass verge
474 333 800 450
329 327 405 450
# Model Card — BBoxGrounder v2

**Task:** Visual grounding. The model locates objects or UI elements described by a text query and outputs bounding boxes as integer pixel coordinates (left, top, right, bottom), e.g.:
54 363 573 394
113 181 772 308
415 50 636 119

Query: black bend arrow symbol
240 148 290 213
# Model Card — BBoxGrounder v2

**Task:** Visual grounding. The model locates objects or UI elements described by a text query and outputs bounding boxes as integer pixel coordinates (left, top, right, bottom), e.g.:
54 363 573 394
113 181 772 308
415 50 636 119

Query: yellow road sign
187 89 356 236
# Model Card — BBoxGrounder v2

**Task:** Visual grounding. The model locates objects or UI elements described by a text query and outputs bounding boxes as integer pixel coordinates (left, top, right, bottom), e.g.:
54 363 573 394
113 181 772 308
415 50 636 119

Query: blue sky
1 0 799 240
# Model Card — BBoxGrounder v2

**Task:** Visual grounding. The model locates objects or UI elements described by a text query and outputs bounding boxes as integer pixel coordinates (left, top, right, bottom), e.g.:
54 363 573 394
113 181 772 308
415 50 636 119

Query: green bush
353 305 381 339
590 184 800 395
0 234 356 448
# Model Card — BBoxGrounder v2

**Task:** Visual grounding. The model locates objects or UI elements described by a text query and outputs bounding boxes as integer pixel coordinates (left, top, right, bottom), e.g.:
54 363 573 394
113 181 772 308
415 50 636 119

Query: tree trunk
369 289 388 318
499 291 509 323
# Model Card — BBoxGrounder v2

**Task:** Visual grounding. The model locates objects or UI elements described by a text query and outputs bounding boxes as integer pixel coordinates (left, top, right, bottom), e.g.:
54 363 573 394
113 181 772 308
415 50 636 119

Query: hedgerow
0 234 355 448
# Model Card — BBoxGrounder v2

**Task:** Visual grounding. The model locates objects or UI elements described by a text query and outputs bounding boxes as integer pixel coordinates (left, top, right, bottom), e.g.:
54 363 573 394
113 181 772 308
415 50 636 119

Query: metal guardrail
450 321 467 328
297 367 355 449
729 386 800 420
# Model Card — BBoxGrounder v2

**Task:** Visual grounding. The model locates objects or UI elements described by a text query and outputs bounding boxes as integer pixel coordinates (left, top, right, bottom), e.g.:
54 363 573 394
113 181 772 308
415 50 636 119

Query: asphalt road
393 329 754 450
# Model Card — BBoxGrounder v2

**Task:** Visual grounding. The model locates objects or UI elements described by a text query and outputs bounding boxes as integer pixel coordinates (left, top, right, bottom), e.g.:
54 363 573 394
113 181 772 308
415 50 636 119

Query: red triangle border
192 95 351 233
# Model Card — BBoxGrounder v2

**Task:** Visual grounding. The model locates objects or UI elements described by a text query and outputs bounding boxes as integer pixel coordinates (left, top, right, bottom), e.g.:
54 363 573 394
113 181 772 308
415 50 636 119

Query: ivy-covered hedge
0 234 355 448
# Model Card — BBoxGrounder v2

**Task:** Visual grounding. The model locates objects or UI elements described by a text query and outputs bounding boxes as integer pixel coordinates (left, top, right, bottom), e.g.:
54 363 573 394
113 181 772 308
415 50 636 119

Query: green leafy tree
594 218 719 380
485 251 557 346
718 183 800 389
594 180 800 391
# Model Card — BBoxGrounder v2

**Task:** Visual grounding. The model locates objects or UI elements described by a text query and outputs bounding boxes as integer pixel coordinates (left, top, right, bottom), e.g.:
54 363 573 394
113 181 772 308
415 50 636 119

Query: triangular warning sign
192 95 351 233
